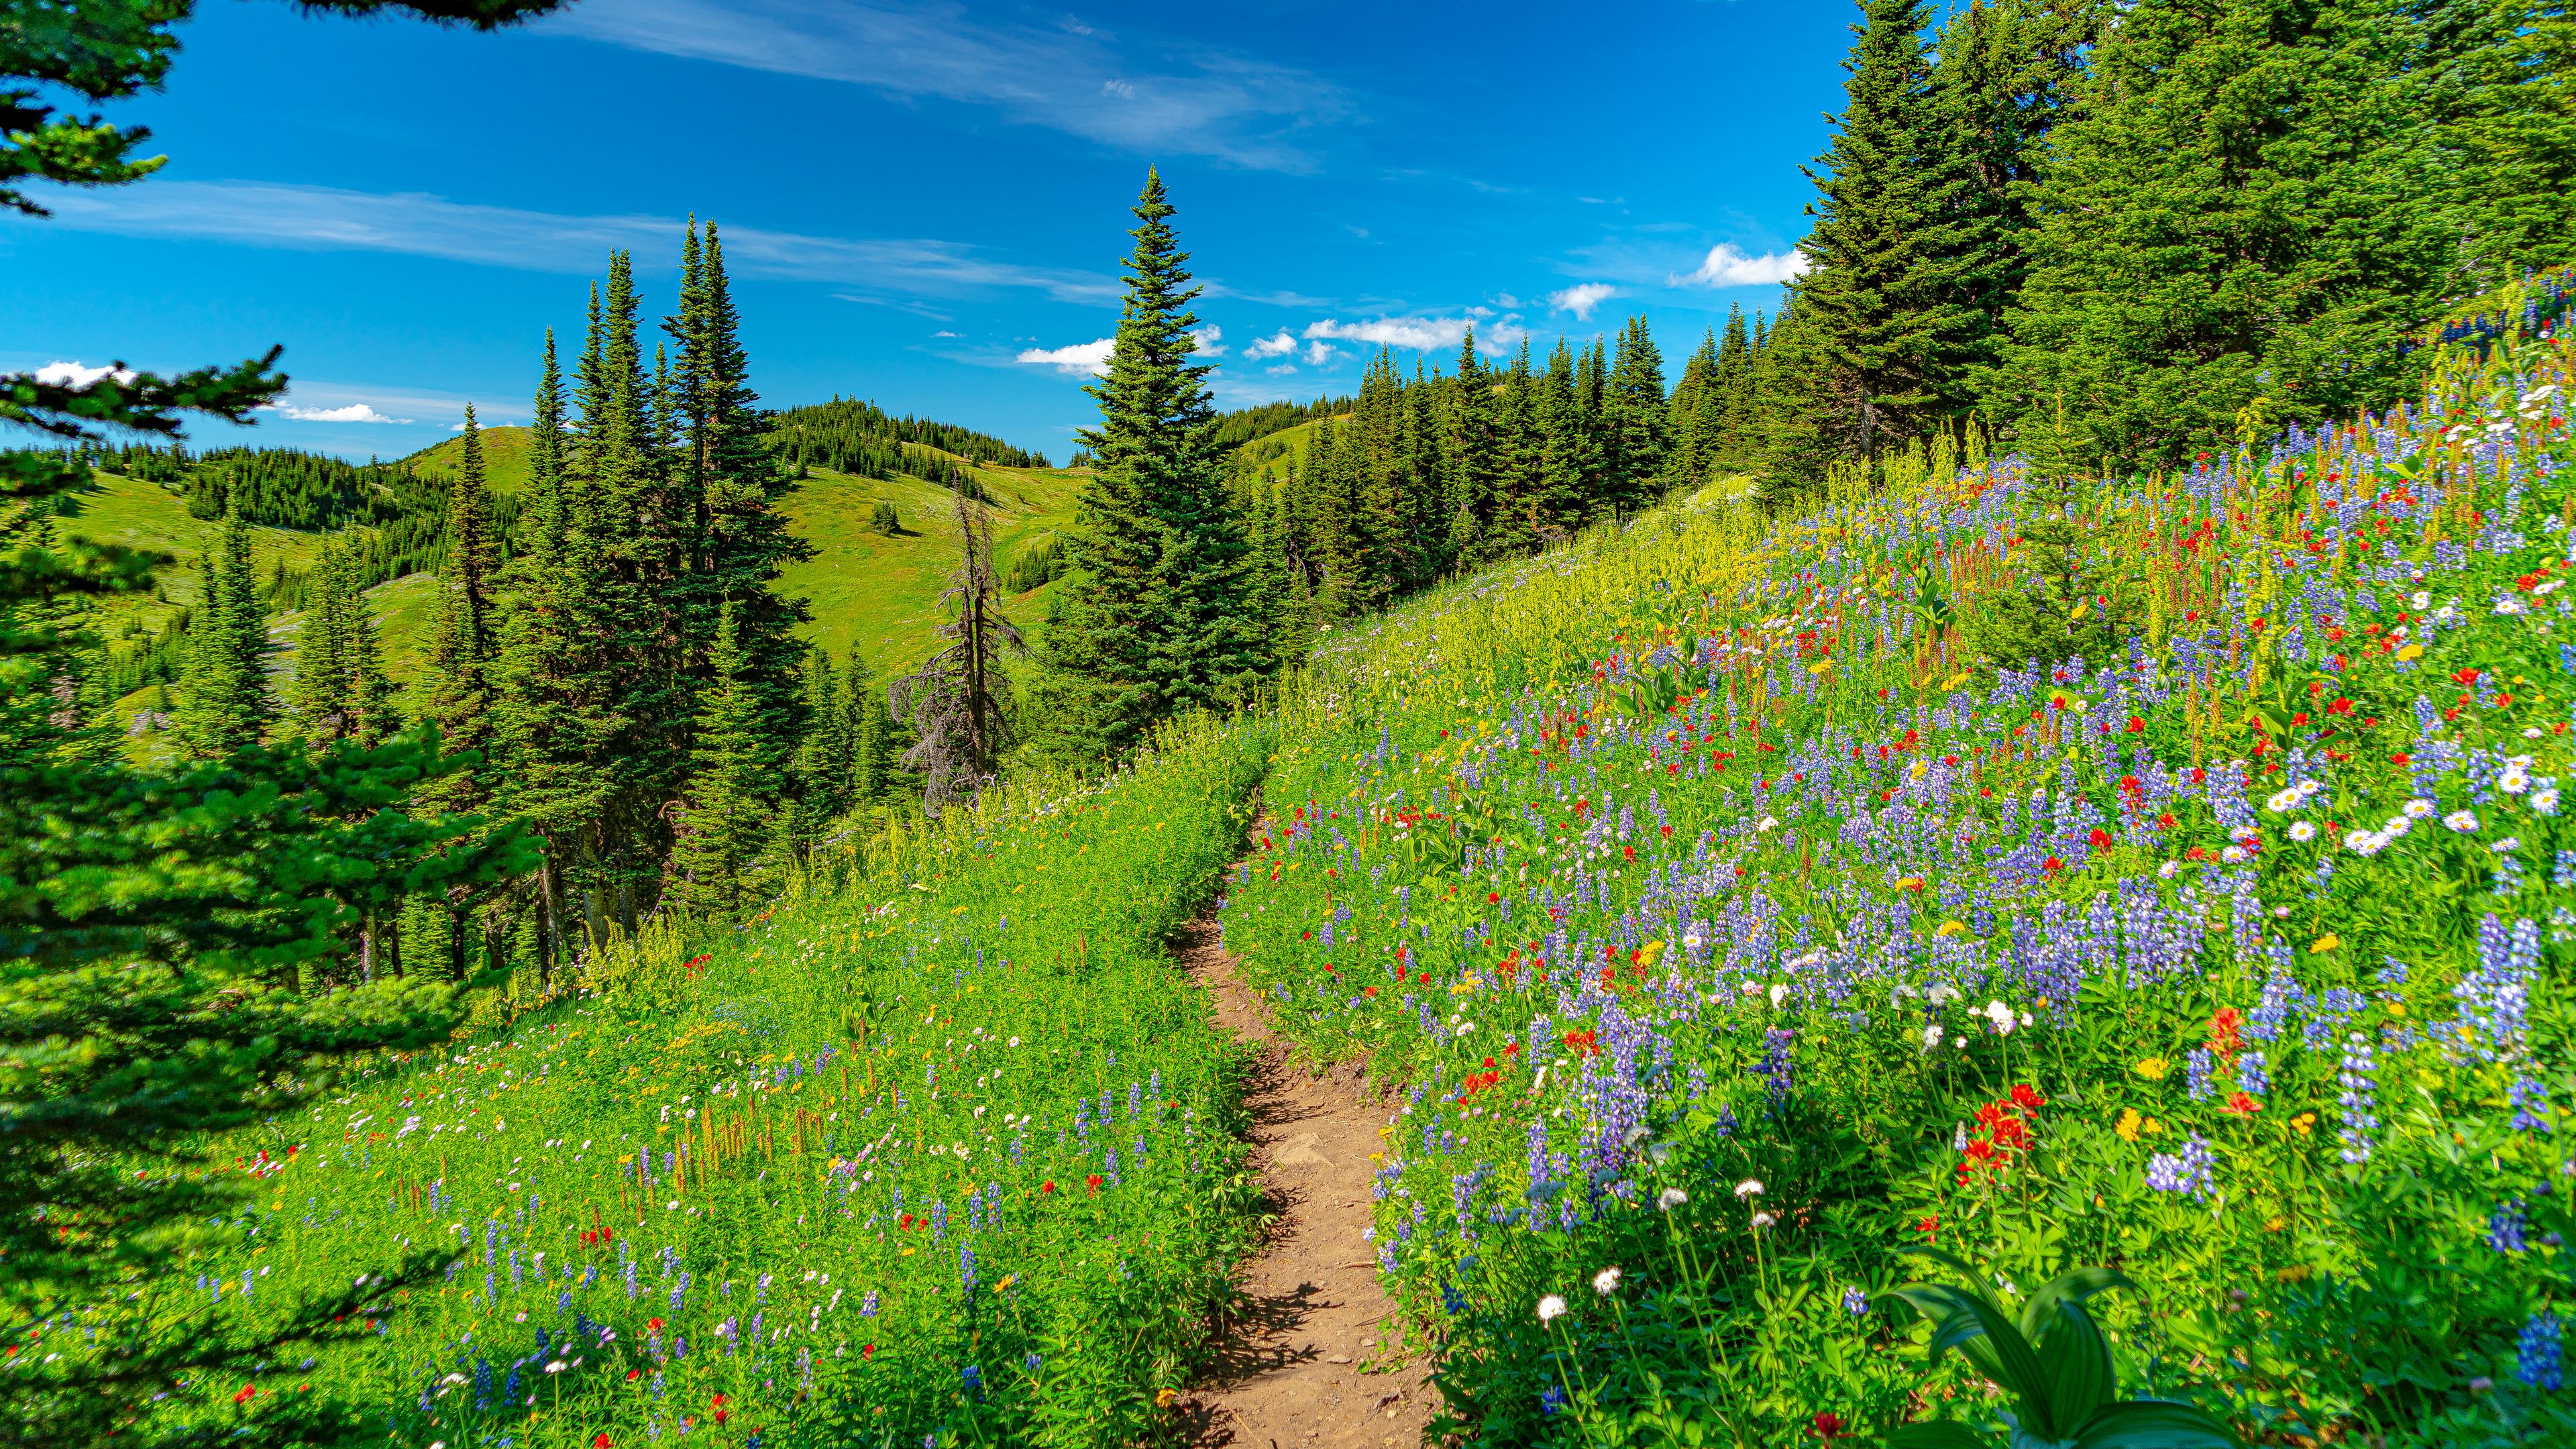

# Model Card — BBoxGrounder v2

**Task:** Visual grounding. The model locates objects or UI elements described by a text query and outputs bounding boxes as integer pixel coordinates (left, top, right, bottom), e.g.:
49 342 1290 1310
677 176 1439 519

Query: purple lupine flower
2519 1312 2564 1391
2489 1199 2530 1253
2145 1133 2216 1201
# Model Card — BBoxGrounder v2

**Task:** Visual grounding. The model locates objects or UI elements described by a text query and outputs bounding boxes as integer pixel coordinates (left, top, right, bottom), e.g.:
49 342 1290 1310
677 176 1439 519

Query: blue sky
6 0 1847 464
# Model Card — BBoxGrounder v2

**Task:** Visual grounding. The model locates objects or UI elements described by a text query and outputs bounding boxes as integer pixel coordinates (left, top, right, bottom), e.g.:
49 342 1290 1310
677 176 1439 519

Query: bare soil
1173 915 1440 1449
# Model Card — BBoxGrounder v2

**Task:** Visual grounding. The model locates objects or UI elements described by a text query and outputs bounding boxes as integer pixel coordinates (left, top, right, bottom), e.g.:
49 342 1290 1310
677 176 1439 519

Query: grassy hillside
779 461 1079 672
70 435 1088 743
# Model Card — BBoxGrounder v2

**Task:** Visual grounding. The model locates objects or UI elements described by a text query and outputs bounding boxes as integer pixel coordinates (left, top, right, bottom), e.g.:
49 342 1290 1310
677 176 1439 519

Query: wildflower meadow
1216 284 2576 1446
22 282 2576 1448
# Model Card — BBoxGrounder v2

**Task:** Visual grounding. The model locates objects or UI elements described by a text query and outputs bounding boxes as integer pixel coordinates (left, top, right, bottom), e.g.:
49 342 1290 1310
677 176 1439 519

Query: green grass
777 462 1079 674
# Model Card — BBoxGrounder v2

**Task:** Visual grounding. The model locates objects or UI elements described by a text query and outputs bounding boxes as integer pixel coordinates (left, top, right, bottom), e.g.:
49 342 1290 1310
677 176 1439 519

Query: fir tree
1713 307 1759 470
0 4 559 1442
667 222 813 775
174 507 271 755
845 641 895 809
1786 0 1970 469
662 600 775 919
417 404 500 804
286 541 393 746
1036 170 1269 761
1603 315 1672 511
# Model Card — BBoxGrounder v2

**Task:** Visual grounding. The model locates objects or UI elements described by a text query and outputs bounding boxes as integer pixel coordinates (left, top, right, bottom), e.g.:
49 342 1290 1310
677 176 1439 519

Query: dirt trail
1175 914 1440 1449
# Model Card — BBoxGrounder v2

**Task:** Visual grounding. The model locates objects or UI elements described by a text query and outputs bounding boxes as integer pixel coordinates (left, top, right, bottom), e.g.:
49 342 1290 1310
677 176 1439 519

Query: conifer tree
417 405 500 806
1666 327 1721 492
1036 170 1268 761
1535 339 1589 539
668 222 813 773
1603 315 1672 511
1786 0 1967 468
662 600 773 920
174 508 270 755
1 4 559 1441
1713 307 1758 469
285 541 391 746
845 641 894 809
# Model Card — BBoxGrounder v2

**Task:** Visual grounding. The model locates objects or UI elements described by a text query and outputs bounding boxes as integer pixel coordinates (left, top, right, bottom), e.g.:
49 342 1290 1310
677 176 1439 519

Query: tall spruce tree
1036 169 1269 762
417 404 501 808
667 222 813 775
1603 315 1672 511
286 541 394 746
1784 0 1969 471
662 600 773 920
174 507 270 756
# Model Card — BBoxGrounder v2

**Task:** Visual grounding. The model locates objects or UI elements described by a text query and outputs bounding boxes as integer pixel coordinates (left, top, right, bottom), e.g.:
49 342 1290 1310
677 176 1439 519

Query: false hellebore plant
1882 1256 2241 1449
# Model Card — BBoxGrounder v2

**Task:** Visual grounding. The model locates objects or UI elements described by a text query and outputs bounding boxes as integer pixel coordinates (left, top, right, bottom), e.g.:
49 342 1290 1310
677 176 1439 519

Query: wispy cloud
1303 314 1525 356
28 180 1120 303
1016 337 1114 377
1672 243 1807 288
545 0 1354 172
263 401 413 425
1547 282 1615 321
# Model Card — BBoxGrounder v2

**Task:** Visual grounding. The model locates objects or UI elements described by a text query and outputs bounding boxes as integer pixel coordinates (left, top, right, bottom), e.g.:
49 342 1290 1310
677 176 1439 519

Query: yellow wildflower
2135 1057 2169 1081
2142 1117 2163 1136
2115 1108 2142 1142
2291 1113 2316 1137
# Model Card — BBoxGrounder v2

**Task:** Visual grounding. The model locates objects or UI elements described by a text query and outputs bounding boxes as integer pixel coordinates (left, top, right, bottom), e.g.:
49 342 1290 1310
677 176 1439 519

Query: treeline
769 396 1048 473
1746 0 2576 492
1228 311 1772 631
1212 394 1353 452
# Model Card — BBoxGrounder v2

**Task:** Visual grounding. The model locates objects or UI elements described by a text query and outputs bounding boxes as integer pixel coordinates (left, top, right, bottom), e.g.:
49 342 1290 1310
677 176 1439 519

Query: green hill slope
72 436 1087 743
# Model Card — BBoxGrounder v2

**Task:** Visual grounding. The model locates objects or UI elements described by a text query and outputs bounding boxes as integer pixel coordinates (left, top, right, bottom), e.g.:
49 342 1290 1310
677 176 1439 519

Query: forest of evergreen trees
769 395 1049 472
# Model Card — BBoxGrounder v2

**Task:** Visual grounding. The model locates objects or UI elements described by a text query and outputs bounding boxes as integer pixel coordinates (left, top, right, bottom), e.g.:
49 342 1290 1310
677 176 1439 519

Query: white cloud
34 360 137 388
545 0 1352 172
1672 243 1808 288
1265 362 1297 376
35 180 1120 303
1303 315 1525 356
933 329 959 337
1548 282 1615 320
1243 329 1297 361
1302 339 1341 368
1188 324 1224 356
262 402 414 425
1016 337 1116 377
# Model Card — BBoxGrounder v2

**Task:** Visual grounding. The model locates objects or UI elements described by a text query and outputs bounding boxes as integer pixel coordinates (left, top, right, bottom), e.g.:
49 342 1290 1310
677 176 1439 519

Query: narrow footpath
1175 914 1440 1449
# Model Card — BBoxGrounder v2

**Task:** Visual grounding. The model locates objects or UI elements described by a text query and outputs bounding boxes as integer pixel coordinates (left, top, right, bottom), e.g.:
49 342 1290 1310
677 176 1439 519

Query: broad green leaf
1884 1285 2059 1438
2070 1400 2245 1449
2033 1299 2116 1432
2017 1266 2134 1342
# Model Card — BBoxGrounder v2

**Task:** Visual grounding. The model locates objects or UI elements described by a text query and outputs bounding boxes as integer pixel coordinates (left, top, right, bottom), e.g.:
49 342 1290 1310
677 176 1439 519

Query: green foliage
769 395 1048 473
868 498 902 535
662 600 777 919
1034 168 1269 763
1884 1258 2242 1448
1957 516 2123 675
172 508 273 755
